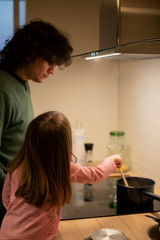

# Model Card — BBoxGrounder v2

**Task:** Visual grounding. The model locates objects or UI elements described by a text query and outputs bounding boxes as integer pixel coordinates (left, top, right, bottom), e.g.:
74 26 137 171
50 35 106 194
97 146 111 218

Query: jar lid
109 131 125 137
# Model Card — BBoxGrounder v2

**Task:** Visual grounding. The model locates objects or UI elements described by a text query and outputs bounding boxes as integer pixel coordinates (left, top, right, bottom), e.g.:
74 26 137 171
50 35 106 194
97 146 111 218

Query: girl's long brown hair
7 111 72 208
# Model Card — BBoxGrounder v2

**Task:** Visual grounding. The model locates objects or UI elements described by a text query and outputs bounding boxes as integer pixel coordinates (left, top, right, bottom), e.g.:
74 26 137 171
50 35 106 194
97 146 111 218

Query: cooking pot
117 176 160 206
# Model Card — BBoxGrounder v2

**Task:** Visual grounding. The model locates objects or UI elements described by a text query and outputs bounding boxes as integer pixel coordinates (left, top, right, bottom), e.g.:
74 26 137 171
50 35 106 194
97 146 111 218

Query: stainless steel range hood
81 0 160 60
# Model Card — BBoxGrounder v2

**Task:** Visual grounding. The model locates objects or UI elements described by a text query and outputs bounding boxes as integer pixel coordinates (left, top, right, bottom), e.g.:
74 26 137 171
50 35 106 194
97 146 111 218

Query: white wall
119 58 160 187
30 57 119 160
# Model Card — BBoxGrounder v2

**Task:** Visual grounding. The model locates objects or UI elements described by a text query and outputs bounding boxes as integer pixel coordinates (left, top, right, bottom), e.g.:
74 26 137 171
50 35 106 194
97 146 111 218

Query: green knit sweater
0 70 34 206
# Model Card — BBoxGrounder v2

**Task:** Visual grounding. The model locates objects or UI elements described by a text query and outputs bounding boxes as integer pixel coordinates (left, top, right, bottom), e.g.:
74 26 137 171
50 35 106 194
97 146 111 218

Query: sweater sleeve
0 90 12 144
70 157 117 184
0 91 12 206
0 167 6 206
2 173 11 209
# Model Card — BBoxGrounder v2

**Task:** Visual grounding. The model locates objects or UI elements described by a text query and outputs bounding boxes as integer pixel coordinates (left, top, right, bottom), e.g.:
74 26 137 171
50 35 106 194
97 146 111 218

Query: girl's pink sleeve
70 157 117 183
2 173 11 209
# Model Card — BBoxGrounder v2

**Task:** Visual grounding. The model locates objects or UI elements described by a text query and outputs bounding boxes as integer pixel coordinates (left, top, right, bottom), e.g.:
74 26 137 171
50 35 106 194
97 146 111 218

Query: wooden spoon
119 167 129 187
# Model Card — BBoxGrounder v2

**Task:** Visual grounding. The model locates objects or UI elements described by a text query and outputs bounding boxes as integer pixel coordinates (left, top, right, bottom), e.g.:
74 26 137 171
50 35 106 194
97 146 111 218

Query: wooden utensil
119 167 129 187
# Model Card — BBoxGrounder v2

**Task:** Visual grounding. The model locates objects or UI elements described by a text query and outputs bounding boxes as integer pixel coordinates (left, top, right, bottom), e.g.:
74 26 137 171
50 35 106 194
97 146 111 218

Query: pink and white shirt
0 157 116 240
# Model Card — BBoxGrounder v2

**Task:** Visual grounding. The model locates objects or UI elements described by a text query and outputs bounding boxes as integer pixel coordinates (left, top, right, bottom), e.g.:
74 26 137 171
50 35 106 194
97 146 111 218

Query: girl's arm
70 155 122 184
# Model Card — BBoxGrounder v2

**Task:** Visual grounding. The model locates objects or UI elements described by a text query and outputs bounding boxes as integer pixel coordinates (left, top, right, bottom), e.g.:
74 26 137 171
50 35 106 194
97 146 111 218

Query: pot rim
117 176 155 189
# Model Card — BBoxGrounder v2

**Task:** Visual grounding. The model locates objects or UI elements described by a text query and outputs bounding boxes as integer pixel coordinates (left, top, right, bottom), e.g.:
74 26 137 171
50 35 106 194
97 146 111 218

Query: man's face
23 58 56 83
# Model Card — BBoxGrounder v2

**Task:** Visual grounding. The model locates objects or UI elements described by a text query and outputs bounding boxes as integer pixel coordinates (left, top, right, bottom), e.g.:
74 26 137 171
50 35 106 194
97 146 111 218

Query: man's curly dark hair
0 19 73 72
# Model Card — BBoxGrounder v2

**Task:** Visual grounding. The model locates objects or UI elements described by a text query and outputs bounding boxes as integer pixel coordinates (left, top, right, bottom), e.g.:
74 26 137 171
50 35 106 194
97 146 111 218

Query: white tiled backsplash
119 58 160 187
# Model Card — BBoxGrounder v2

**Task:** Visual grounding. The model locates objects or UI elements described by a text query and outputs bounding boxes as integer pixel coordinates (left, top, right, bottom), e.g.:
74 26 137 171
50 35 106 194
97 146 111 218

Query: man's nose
48 64 55 74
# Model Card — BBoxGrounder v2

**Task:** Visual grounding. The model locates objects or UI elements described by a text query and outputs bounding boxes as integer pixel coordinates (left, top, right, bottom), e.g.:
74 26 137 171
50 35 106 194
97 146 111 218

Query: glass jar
107 131 129 172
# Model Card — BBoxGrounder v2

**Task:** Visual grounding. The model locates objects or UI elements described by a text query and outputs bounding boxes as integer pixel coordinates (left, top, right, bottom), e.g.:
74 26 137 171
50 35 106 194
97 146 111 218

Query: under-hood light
85 52 121 60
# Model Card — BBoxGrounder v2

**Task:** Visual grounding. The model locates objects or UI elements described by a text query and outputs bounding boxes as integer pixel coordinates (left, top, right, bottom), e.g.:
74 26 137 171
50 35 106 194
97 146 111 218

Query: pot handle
142 190 160 201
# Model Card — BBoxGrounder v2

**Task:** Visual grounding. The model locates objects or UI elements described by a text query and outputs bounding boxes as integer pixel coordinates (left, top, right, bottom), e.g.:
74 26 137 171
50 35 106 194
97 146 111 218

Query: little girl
0 111 122 240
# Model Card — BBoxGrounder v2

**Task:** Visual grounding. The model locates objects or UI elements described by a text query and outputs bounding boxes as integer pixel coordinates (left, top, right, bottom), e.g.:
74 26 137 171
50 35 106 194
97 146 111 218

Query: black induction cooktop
60 177 160 220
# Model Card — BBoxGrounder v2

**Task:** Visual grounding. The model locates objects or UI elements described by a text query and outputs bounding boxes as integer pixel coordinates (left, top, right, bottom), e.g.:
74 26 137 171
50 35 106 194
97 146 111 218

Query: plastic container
107 131 129 172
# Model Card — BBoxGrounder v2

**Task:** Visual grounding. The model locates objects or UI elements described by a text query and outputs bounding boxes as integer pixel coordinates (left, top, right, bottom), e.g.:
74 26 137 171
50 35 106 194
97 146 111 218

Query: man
0 19 73 225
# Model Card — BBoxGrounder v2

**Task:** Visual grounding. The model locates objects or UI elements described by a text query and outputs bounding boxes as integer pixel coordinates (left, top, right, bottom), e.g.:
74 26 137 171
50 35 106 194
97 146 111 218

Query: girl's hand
111 154 122 168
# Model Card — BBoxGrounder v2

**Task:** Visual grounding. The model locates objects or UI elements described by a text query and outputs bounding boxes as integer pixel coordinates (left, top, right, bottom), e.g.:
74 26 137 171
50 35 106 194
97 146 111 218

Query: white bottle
72 121 85 165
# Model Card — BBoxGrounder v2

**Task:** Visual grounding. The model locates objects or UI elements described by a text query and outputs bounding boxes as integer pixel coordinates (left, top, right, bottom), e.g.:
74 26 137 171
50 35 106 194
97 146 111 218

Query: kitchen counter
55 212 160 240
55 165 160 239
